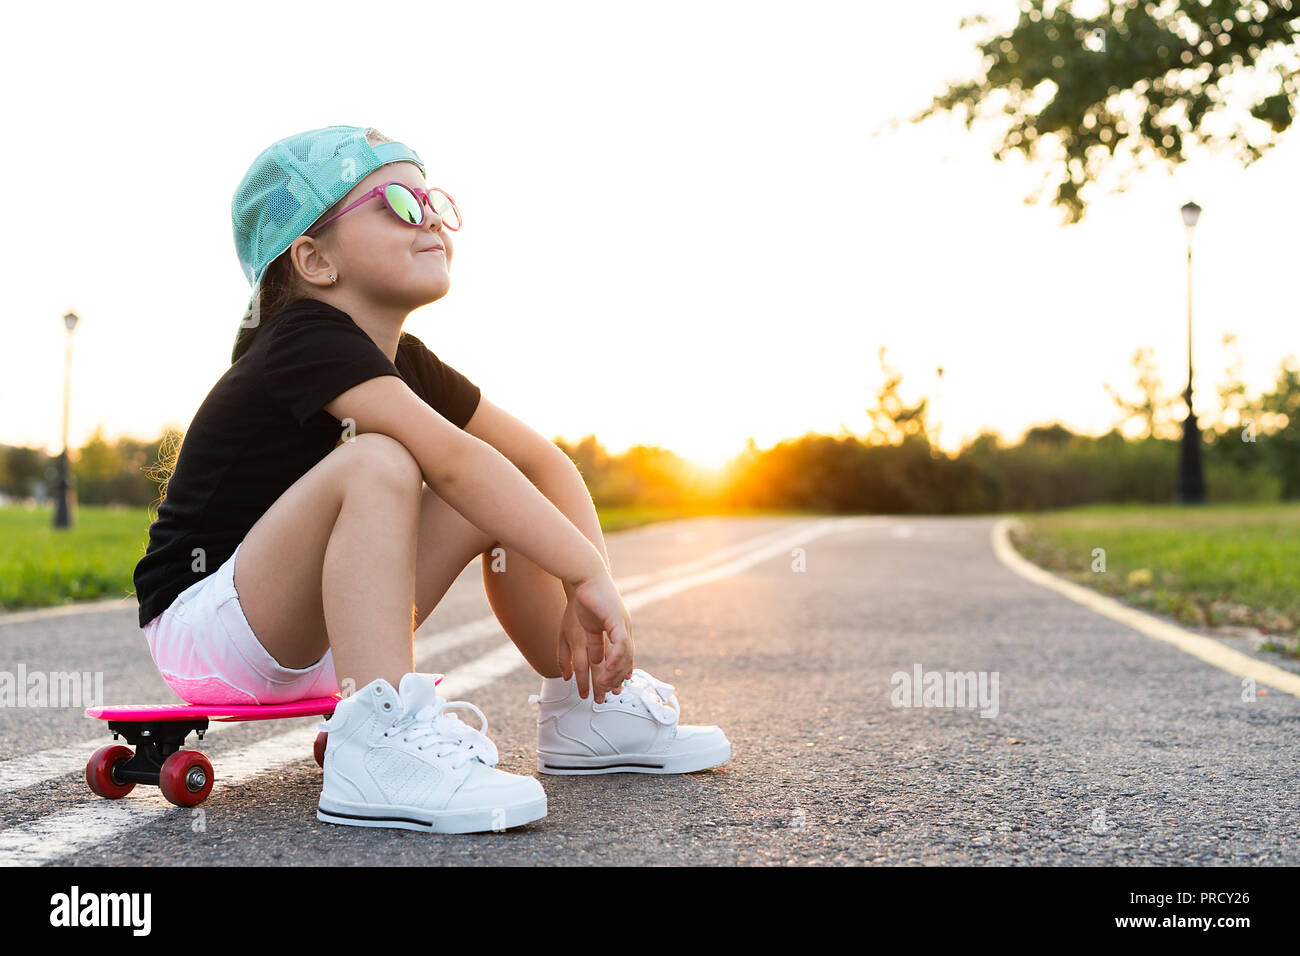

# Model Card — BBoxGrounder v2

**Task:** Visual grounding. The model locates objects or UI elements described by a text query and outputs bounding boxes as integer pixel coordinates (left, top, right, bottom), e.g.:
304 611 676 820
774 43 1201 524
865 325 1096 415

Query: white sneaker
317 672 546 833
530 668 730 774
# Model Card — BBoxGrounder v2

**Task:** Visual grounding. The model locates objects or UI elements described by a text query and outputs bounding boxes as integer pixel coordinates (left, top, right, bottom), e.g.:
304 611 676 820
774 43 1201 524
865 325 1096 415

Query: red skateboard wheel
314 732 327 768
158 750 214 807
86 745 136 799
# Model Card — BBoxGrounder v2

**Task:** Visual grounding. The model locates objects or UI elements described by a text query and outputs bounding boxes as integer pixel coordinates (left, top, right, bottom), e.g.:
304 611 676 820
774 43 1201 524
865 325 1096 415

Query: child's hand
561 573 634 703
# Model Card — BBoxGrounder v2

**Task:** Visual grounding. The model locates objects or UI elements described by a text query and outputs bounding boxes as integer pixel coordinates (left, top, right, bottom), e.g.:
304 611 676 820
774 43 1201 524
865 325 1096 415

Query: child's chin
415 278 451 306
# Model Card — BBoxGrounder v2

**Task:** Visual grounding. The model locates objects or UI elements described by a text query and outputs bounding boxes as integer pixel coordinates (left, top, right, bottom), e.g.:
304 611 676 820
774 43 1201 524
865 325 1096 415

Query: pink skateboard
84 697 341 807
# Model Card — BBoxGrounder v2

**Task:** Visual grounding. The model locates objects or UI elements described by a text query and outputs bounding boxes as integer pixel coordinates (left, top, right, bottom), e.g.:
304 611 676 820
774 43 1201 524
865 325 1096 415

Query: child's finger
571 642 590 699
607 653 631 685
590 629 610 701
604 626 633 678
600 664 623 697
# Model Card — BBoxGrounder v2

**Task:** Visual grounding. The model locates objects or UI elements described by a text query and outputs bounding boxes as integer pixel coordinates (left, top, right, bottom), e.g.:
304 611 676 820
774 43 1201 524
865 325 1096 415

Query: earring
328 273 337 284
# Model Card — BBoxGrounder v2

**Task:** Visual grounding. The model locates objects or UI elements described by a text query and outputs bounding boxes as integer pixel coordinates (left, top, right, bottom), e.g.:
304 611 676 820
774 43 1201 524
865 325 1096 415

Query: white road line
417 520 842 706
435 643 536 701
622 519 843 611
0 519 844 863
992 518 1300 699
438 519 846 694
0 745 107 793
411 611 514 672
0 522 806 796
0 799 154 863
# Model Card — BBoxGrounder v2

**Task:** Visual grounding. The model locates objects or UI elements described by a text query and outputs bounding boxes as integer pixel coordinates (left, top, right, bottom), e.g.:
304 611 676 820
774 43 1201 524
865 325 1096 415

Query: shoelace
530 667 681 726
384 699 500 770
623 669 681 725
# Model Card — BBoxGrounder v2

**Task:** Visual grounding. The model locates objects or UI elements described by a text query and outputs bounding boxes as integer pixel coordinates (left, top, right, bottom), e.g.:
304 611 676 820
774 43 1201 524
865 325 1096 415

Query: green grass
0 502 820 611
0 505 151 610
1010 501 1300 655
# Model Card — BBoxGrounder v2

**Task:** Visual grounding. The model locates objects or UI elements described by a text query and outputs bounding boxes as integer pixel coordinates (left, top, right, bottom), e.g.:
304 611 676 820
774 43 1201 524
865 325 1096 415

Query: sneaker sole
316 793 547 834
537 739 730 775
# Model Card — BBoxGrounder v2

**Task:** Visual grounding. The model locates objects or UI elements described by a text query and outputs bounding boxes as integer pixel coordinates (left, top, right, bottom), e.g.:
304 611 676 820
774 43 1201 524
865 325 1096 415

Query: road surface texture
1 515 1297 866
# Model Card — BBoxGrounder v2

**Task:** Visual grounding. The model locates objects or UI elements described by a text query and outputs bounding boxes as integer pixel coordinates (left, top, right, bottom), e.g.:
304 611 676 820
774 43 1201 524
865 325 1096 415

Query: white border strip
992 517 1300 699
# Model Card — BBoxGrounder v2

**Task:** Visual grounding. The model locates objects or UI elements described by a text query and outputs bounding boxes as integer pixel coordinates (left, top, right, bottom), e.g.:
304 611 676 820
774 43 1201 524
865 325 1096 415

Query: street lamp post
53 310 79 528
1177 201 1206 504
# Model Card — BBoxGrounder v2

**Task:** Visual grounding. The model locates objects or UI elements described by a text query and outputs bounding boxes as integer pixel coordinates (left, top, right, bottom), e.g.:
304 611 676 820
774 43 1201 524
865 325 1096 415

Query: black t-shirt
132 297 482 629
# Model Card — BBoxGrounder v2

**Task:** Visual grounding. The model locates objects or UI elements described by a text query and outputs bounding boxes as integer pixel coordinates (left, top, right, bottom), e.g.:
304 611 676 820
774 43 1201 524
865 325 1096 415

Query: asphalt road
2 514 1298 866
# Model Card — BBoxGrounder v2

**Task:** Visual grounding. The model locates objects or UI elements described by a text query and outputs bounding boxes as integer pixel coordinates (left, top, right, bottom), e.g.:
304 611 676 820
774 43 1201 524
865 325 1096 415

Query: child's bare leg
481 547 566 678
412 485 566 678
233 432 423 691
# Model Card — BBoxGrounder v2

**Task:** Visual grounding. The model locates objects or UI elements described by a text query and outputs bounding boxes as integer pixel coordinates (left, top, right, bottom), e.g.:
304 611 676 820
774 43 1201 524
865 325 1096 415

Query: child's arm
462 396 610 588
463 396 624 696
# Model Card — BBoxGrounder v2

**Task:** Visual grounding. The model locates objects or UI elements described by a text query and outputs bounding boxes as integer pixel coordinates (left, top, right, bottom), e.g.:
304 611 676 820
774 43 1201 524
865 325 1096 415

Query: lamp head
62 311 79 332
1180 200 1202 230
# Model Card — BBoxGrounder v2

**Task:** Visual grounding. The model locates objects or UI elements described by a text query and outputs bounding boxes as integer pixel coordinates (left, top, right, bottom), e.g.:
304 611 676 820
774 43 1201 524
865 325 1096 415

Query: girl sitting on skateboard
131 125 729 833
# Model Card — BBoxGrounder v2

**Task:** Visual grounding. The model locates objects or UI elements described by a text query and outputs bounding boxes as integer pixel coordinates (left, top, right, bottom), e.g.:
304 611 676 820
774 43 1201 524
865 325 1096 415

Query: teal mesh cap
232 125 426 287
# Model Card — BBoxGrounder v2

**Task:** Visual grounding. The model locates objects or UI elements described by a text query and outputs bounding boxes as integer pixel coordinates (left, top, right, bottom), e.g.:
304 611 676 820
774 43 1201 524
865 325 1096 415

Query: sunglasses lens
384 184 425 225
428 190 462 230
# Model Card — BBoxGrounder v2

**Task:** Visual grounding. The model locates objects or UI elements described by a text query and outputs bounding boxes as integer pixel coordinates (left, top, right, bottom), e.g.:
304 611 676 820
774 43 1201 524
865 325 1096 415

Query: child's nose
422 195 444 231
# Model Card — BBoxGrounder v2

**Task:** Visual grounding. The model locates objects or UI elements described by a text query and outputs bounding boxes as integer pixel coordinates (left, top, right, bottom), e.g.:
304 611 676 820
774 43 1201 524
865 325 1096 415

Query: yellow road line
992 518 1300 699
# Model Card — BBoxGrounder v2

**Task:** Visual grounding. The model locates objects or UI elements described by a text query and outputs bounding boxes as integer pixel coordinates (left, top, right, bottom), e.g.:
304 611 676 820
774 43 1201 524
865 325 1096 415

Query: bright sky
2 0 1297 469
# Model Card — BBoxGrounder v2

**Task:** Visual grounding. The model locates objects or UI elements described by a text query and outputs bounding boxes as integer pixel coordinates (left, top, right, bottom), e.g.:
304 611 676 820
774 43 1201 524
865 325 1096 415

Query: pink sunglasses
306 182 462 236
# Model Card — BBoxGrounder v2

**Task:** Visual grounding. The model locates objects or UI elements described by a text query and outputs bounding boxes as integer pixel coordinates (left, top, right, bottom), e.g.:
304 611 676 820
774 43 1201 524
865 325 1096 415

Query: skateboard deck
85 676 446 807
87 697 341 722
84 695 343 808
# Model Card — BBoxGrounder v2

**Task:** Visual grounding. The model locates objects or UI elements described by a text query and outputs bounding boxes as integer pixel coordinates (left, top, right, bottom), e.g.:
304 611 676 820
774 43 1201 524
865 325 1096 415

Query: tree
1255 355 1300 496
1103 346 1182 438
1212 331 1251 432
1 446 50 500
911 0 1300 223
865 346 932 445
1022 422 1079 446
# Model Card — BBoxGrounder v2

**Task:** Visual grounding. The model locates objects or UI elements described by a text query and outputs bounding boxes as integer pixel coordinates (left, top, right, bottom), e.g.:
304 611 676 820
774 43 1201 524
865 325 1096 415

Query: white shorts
143 540 338 705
